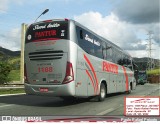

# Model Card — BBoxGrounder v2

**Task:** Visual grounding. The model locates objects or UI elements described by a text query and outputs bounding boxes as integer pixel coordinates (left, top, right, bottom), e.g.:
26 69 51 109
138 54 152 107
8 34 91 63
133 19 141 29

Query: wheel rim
129 84 131 91
101 88 105 98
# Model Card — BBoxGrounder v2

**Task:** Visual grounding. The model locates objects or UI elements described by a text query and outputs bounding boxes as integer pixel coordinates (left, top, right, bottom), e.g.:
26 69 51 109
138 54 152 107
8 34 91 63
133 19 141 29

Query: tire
126 83 132 94
98 83 106 101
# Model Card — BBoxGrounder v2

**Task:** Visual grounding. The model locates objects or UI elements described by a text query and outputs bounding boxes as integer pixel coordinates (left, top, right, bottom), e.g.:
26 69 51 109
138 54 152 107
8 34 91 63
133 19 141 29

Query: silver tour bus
24 19 136 101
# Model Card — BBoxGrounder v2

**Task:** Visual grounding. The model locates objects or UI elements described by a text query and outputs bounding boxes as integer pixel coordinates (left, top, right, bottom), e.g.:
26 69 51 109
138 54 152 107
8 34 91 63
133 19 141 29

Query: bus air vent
28 50 63 61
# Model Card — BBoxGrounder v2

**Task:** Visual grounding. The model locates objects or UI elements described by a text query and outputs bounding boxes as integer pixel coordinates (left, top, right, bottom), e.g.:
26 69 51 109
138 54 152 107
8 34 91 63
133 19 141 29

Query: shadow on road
0 92 126 107
0 95 90 107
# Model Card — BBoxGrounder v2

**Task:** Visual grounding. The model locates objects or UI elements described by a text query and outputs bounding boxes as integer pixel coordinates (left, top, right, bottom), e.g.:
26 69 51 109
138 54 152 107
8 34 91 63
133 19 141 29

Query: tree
0 61 12 84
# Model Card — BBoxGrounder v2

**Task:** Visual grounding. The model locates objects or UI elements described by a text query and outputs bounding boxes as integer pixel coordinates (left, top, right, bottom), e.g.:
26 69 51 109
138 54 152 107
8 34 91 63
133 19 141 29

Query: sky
0 0 159 59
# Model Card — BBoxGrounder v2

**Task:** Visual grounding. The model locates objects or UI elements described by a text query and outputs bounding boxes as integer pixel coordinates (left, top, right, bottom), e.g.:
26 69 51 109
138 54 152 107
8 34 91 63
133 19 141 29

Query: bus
24 19 136 101
138 70 147 85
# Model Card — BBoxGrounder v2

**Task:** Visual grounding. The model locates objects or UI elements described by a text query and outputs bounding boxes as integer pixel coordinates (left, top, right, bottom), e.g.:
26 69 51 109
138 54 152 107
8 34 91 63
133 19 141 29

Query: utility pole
146 31 154 71
20 9 49 83
20 23 27 83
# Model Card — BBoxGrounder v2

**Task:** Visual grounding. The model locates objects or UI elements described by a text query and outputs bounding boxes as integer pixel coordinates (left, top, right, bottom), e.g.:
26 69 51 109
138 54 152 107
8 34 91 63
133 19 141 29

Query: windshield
25 21 69 43
138 72 147 79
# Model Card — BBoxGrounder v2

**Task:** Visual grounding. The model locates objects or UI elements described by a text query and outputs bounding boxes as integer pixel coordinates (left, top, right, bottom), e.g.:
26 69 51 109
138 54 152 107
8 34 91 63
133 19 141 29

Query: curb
0 93 26 97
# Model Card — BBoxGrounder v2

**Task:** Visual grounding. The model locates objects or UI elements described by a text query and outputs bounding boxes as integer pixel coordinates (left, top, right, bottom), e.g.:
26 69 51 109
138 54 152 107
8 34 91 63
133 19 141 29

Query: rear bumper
138 80 147 85
24 82 75 97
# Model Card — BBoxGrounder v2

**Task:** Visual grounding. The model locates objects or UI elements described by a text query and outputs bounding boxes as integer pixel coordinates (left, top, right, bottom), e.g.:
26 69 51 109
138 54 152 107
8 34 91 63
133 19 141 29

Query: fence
147 75 160 83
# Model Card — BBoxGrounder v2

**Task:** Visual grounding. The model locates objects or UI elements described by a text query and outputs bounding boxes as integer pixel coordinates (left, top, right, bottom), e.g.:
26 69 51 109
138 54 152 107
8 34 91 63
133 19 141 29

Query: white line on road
96 108 115 115
0 104 13 108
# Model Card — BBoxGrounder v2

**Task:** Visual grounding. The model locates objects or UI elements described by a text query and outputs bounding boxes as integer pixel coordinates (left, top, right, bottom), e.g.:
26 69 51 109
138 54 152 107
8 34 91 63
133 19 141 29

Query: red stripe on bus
86 70 96 95
32 38 60 42
84 54 99 94
122 66 129 91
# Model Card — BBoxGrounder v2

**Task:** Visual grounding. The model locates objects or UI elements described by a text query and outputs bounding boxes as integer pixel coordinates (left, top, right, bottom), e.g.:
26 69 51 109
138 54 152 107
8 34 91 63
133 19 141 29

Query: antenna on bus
34 9 49 23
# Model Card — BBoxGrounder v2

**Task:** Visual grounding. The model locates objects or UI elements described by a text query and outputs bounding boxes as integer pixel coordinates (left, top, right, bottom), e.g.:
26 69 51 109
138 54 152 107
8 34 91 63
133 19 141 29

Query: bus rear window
25 21 69 43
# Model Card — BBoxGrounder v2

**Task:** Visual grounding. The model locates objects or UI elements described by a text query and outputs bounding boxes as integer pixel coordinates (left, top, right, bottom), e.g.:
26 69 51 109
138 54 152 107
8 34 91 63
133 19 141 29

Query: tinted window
76 27 94 55
117 52 123 65
112 48 118 63
94 38 103 59
106 46 113 62
102 42 107 59
25 21 69 43
76 26 103 59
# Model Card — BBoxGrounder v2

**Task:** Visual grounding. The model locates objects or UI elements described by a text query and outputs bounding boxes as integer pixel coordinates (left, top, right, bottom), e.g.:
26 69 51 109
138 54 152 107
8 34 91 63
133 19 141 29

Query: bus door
117 73 124 92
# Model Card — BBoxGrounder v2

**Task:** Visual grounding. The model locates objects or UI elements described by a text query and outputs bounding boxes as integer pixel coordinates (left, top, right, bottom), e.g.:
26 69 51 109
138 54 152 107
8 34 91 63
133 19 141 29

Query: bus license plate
39 88 48 92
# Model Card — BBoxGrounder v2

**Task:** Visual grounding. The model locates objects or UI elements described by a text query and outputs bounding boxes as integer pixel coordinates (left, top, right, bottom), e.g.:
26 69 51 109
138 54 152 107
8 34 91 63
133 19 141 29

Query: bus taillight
62 62 74 84
64 18 69 21
24 63 29 83
43 20 52 22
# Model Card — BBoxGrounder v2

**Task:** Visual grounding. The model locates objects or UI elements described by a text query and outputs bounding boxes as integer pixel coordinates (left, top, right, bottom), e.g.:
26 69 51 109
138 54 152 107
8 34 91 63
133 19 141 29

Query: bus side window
94 40 103 59
117 52 122 65
102 42 107 59
121 54 124 65
80 30 83 39
106 45 113 62
112 48 117 63
123 56 128 66
77 27 95 55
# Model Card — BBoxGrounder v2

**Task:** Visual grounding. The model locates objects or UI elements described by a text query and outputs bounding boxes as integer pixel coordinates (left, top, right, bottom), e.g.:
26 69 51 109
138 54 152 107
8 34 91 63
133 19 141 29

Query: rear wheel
98 83 106 101
126 83 132 94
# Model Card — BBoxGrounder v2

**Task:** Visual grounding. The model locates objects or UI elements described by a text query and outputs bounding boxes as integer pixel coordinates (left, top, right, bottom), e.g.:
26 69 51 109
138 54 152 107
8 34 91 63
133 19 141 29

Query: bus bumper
24 83 75 97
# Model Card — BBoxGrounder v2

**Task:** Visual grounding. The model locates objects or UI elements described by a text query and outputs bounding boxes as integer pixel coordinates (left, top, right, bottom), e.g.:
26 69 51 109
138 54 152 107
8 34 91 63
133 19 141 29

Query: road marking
96 108 115 115
0 104 13 108
96 104 123 115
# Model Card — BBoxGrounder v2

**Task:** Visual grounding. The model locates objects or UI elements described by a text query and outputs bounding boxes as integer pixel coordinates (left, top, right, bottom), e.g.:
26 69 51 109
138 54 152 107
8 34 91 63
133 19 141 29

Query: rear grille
29 50 63 61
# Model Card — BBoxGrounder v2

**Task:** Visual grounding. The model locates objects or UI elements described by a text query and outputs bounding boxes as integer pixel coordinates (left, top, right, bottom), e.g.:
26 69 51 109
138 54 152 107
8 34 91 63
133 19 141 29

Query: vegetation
0 55 20 84
8 57 20 70
0 88 24 95
0 61 12 84
147 68 160 76
8 70 20 81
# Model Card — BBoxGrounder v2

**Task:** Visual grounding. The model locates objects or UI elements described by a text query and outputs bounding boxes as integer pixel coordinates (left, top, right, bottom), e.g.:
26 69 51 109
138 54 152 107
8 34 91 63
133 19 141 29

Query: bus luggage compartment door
75 69 88 97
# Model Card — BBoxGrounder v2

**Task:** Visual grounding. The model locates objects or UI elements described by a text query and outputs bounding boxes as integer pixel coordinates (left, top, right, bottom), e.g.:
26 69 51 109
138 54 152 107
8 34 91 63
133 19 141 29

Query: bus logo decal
84 54 99 94
102 61 118 74
122 66 129 91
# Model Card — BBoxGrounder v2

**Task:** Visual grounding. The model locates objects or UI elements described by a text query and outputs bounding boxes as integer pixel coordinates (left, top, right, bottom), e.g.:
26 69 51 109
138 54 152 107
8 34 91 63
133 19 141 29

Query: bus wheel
98 83 106 101
126 83 132 94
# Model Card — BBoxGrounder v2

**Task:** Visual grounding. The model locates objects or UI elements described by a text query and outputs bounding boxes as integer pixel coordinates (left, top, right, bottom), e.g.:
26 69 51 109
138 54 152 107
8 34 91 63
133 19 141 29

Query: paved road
0 83 159 116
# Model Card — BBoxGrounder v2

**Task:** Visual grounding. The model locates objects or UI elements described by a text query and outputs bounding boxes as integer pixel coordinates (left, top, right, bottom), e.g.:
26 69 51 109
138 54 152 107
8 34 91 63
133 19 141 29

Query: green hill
0 46 20 57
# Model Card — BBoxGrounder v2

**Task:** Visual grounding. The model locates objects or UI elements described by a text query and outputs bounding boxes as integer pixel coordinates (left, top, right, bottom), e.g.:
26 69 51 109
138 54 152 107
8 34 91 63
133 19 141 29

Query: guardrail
1 83 24 85
0 87 24 89
0 83 24 89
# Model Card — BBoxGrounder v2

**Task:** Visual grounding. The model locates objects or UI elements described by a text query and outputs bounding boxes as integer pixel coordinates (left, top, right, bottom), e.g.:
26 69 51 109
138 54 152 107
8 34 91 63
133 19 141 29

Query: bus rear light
43 20 52 22
62 62 74 84
24 63 29 83
64 18 69 21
